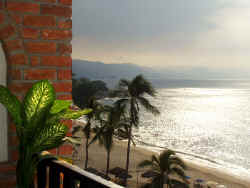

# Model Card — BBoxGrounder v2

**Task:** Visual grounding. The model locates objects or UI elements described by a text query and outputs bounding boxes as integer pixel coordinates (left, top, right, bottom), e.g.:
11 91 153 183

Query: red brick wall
0 0 73 166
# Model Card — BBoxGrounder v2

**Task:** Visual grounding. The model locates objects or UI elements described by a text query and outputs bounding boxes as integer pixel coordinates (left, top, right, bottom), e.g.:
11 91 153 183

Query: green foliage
0 86 22 127
0 80 91 188
50 100 72 114
138 150 188 188
114 74 160 185
72 76 109 108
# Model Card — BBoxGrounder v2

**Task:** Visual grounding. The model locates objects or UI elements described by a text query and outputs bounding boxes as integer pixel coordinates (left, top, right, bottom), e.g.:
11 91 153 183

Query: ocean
130 79 250 179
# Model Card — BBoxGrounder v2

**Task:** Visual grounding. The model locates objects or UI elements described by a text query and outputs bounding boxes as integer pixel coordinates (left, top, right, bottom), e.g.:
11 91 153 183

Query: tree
0 80 91 188
138 150 188 188
73 97 102 169
90 104 125 177
72 76 109 108
115 74 160 185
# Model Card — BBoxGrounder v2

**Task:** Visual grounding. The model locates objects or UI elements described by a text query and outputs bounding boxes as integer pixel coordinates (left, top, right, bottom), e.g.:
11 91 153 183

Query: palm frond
118 79 130 88
169 157 187 170
137 97 160 115
138 160 153 168
152 155 160 166
130 74 157 97
171 167 187 181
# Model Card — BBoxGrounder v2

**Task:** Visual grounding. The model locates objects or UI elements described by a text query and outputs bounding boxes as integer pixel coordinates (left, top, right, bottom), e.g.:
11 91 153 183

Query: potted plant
0 80 91 188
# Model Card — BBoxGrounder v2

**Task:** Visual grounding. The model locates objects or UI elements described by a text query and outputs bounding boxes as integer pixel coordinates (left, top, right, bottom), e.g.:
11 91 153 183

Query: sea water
132 79 250 179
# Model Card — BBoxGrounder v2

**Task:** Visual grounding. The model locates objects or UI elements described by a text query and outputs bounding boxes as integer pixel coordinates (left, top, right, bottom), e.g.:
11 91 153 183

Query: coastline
73 130 250 188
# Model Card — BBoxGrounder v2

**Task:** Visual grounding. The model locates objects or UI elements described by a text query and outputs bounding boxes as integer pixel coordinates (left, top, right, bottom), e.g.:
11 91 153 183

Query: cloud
72 0 250 70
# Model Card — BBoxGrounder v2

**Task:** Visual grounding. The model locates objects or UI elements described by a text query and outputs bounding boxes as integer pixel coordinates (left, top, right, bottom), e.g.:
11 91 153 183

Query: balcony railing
37 159 124 188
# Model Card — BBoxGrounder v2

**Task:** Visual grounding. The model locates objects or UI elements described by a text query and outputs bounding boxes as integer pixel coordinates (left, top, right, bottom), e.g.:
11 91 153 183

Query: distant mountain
72 59 155 79
72 59 250 88
73 59 162 88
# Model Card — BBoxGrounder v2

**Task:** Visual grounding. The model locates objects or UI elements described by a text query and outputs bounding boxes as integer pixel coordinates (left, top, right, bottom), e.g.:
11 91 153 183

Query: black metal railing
37 159 124 188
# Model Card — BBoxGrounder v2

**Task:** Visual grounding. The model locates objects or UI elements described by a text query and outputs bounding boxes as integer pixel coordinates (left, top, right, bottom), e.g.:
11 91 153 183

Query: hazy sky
72 0 250 69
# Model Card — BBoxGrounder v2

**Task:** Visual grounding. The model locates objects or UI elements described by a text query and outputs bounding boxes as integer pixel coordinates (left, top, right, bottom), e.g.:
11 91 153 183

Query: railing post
37 161 47 188
63 172 73 188
49 165 61 188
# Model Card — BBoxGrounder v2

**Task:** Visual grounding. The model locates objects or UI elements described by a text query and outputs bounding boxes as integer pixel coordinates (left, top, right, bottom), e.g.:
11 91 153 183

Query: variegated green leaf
46 108 92 125
0 85 22 126
61 108 92 120
32 123 68 152
23 80 55 128
50 100 72 114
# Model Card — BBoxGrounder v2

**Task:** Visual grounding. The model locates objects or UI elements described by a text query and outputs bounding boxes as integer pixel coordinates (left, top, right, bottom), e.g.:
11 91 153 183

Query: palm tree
91 104 125 177
73 97 102 169
138 150 188 188
115 74 160 185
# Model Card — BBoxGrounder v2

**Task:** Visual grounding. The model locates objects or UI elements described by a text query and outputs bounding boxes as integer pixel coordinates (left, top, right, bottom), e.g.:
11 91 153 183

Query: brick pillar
0 1 73 185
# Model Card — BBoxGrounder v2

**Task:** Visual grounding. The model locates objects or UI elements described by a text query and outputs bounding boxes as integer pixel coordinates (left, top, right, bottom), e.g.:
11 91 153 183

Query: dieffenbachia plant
0 80 91 188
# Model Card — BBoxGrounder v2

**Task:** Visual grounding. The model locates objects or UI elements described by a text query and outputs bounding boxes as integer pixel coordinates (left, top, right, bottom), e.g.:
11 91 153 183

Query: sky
72 0 250 71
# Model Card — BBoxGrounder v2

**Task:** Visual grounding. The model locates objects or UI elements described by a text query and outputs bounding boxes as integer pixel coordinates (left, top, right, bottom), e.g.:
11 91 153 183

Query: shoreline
73 130 250 188
135 143 250 187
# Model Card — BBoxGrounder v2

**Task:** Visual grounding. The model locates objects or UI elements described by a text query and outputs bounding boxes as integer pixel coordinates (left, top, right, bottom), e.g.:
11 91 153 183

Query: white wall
0 44 8 162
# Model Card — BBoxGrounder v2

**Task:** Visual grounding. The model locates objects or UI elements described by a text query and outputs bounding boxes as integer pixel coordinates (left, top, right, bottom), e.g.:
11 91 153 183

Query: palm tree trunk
106 149 111 177
84 136 89 169
125 126 132 186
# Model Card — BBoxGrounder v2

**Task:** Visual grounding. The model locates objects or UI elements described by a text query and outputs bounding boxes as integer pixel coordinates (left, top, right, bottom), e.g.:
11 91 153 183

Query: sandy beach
73 131 250 188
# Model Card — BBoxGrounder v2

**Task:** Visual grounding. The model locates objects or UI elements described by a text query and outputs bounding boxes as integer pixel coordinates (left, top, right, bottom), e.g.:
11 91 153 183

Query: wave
133 137 250 183
134 137 220 165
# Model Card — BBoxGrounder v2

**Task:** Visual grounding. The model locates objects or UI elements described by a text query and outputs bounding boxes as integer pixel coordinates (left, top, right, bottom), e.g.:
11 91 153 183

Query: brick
41 56 71 67
30 56 40 66
7 2 39 13
42 29 71 40
58 43 72 54
58 19 72 29
9 122 16 133
9 83 33 93
11 150 19 161
57 94 72 100
59 0 72 6
41 4 71 17
53 82 72 92
0 1 3 9
49 148 57 155
0 163 16 173
62 119 72 128
9 69 21 80
21 28 39 39
0 175 16 188
9 135 19 147
58 145 72 155
9 54 27 65
25 42 57 53
23 15 56 27
24 69 57 80
5 39 23 51
58 69 71 80
0 25 15 39
0 12 4 24
10 13 22 24
36 0 56 2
